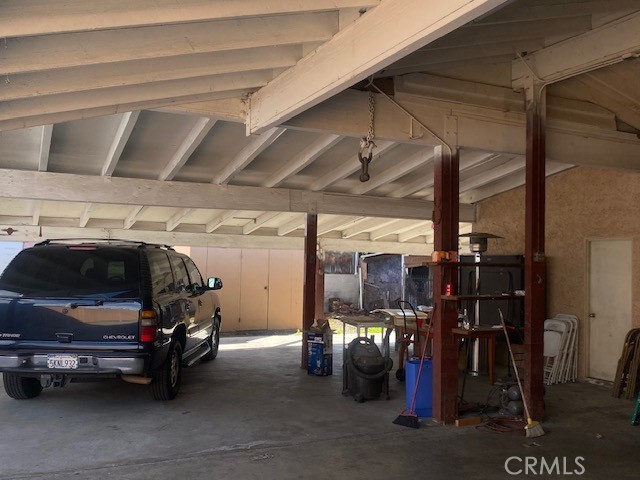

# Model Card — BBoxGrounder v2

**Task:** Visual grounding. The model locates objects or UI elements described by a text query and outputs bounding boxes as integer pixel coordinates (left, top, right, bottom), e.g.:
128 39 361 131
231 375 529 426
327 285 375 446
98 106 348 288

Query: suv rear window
0 246 141 298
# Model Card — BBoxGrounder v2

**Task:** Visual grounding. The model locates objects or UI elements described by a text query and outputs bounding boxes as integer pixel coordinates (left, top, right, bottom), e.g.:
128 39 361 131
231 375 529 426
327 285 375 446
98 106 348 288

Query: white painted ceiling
0 0 638 253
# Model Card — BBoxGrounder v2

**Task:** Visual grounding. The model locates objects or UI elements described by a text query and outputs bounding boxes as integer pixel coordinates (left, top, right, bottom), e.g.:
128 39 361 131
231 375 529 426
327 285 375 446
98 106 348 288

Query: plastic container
405 358 433 417
306 331 333 376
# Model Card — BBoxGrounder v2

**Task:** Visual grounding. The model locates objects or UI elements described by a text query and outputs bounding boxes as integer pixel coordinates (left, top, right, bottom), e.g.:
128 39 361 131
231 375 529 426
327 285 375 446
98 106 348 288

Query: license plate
47 354 78 369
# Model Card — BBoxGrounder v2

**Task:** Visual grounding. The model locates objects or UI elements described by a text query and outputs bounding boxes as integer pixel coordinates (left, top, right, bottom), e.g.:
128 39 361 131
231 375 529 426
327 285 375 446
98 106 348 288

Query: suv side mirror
208 277 223 290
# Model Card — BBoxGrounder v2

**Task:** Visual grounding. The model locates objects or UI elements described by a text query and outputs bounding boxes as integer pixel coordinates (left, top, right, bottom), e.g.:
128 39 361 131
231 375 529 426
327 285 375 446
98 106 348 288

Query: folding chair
544 319 569 385
554 314 578 383
543 329 563 385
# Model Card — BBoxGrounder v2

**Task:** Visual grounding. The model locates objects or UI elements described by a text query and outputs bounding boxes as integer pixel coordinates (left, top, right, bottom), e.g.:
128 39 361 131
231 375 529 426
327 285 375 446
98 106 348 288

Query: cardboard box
307 320 333 376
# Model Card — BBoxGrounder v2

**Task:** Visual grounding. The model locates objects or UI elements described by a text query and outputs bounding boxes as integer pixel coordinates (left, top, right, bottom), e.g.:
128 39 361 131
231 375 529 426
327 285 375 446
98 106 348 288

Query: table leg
342 323 348 394
488 336 495 385
459 337 471 404
382 327 392 359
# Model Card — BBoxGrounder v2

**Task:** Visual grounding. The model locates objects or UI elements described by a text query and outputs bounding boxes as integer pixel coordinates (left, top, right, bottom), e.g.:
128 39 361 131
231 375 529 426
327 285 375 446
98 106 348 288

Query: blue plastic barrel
405 359 433 417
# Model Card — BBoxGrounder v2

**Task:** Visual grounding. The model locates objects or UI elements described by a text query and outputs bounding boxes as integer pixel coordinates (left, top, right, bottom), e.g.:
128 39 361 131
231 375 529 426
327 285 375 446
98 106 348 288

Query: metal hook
358 137 375 182
358 151 371 182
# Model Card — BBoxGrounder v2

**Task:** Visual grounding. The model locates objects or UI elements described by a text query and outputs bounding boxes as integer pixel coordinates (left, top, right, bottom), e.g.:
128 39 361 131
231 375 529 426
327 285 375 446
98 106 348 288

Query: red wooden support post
524 83 547 420
301 213 319 369
432 144 460 425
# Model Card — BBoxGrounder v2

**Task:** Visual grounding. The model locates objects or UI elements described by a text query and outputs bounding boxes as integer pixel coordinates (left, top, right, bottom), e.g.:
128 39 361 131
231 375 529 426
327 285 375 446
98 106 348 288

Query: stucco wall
474 166 640 378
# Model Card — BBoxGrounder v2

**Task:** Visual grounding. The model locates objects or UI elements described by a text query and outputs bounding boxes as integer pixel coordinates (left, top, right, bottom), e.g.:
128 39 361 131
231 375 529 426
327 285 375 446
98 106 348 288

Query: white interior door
588 239 632 381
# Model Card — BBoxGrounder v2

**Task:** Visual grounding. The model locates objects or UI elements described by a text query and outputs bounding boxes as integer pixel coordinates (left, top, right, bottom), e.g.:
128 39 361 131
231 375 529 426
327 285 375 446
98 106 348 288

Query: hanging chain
365 91 375 145
358 91 376 182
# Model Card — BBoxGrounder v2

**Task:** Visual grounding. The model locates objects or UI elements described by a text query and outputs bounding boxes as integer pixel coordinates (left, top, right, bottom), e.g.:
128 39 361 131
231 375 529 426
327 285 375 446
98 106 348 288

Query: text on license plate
47 354 78 369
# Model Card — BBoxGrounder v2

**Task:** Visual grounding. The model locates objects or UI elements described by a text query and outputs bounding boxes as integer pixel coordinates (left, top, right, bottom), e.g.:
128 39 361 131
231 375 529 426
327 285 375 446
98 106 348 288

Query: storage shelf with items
442 294 524 301
427 261 524 268
446 254 526 329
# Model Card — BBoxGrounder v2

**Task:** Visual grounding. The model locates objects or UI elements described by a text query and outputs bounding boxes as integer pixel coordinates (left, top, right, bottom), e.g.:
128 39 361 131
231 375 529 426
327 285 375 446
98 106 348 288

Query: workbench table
452 326 502 385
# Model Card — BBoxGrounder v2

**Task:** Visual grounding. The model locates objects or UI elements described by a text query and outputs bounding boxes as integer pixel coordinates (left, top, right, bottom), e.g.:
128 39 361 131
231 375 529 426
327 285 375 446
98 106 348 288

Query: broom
393 317 432 429
498 308 545 438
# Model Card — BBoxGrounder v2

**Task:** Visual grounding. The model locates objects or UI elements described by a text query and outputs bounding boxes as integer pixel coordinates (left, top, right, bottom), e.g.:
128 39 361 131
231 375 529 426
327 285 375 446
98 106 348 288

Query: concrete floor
0 333 638 480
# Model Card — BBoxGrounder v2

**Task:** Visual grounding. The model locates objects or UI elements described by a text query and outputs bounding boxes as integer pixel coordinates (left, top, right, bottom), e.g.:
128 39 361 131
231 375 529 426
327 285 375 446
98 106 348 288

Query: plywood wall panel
173 246 307 332
207 247 242 332
267 249 304 330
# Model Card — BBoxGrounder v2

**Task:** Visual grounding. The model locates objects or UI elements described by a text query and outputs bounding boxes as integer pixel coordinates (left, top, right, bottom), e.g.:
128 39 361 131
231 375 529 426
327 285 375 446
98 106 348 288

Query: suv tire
202 321 220 362
3 373 43 399
151 341 183 401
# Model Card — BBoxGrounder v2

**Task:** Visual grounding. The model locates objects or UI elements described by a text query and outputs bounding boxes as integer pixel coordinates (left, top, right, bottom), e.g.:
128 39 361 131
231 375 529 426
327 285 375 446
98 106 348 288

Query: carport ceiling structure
0 0 639 253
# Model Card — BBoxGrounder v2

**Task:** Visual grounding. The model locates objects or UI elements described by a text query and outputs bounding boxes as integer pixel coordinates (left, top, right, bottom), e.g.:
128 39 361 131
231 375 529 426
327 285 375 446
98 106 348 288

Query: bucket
405 359 433 417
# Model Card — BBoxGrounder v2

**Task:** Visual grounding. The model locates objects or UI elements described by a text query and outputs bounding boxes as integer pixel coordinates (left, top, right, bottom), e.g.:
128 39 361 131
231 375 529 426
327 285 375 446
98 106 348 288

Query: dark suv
0 239 222 400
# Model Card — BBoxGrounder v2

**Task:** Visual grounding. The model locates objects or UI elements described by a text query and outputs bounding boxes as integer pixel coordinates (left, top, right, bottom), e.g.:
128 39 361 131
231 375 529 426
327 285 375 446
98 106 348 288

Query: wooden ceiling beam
248 0 510 133
157 97 246 123
159 118 216 181
476 0 640 25
78 204 93 228
1 46 302 104
102 111 140 177
571 72 640 131
367 219 420 241
31 201 41 226
0 13 337 75
1 1 378 38
212 128 285 185
286 88 640 170
262 134 343 187
0 90 250 132
318 216 365 236
430 15 592 50
205 210 238 233
277 213 307 236
459 157 525 193
123 206 145 230
459 161 573 204
341 217 397 239
0 223 430 255
243 212 281 235
166 208 195 232
319 237 430 255
389 152 497 199
310 141 396 191
512 11 640 89
37 124 53 172
352 148 434 195
398 222 431 242
0 71 274 125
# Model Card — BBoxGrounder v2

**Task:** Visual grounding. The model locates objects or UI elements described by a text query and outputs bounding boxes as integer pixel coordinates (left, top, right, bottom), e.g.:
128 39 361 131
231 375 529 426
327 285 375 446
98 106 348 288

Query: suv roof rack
34 238 175 250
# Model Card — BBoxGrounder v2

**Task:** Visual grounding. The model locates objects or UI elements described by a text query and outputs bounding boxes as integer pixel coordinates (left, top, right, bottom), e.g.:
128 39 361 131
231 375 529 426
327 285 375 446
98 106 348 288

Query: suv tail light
139 309 158 343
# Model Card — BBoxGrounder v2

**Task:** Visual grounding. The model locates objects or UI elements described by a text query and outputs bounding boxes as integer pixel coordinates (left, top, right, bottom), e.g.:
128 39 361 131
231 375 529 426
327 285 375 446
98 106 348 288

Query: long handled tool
396 300 421 382
498 308 545 438
393 317 433 429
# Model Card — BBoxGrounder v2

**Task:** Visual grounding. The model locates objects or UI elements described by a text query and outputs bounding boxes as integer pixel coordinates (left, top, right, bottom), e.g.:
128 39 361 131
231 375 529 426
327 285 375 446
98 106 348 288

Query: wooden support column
432 143 460 425
301 213 319 369
524 82 547 420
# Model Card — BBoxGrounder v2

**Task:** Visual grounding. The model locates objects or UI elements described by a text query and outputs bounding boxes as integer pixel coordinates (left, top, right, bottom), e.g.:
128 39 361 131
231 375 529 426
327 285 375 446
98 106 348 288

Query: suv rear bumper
0 353 148 376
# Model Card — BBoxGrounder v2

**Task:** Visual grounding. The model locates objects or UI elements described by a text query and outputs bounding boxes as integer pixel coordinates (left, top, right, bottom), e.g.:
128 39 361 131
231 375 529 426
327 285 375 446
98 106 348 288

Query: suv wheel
151 341 183 401
3 373 43 399
202 321 220 362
